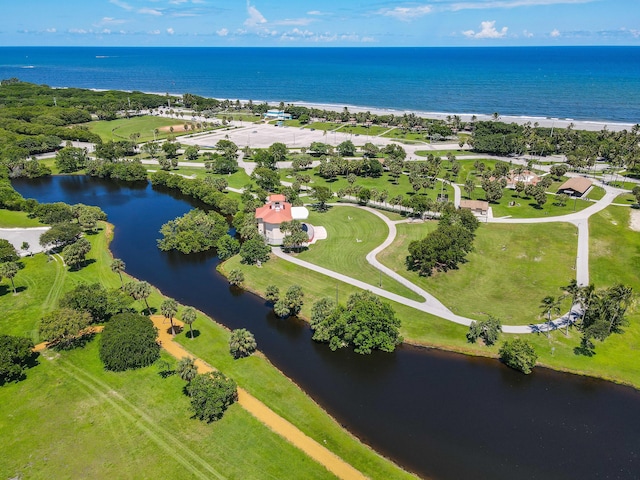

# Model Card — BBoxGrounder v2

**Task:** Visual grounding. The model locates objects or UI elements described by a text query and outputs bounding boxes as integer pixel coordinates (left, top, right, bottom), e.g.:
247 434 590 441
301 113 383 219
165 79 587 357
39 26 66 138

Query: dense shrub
499 339 538 374
100 313 160 371
0 335 36 384
187 371 238 422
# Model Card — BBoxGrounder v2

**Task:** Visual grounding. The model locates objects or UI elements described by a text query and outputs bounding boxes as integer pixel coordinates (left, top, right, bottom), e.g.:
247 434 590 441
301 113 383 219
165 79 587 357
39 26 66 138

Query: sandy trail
629 209 640 232
150 315 368 480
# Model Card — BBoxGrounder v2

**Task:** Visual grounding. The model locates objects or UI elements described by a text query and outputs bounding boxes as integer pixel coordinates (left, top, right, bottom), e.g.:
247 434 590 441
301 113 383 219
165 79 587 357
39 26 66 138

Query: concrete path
0 227 50 256
149 316 367 480
275 185 625 334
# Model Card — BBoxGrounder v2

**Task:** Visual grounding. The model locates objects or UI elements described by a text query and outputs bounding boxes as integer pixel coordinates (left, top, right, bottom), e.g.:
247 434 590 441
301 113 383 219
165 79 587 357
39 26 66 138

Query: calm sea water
1 46 640 123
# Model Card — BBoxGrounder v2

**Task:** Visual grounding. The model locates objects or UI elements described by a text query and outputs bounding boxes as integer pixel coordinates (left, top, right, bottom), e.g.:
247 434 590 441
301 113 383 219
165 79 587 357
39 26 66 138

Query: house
255 194 310 245
557 177 593 197
264 110 292 121
460 199 489 216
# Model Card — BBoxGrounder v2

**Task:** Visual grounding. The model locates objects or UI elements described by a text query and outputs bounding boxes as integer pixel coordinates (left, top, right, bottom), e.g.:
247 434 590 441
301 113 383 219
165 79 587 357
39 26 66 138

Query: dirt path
149 315 368 480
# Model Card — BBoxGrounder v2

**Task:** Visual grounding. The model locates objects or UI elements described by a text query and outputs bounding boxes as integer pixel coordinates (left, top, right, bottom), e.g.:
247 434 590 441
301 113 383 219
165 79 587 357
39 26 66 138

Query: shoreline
81 87 637 132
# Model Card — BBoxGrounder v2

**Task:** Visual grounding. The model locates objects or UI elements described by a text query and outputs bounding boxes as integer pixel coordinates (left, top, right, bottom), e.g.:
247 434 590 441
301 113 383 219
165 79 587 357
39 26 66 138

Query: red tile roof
255 197 293 224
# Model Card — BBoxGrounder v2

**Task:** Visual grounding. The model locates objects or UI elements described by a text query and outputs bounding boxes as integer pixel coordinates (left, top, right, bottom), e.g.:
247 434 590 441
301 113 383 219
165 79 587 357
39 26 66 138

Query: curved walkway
277 186 623 334
149 316 367 480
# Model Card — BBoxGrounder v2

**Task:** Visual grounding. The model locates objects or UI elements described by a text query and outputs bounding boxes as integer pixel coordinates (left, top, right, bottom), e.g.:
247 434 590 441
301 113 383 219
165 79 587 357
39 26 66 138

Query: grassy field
0 342 336 480
381 130 429 142
295 206 423 301
0 223 415 479
377 221 576 323
336 125 390 136
89 116 198 143
613 193 637 205
142 164 252 189
282 168 455 203
464 186 592 218
415 150 469 158
586 186 606 200
0 209 44 228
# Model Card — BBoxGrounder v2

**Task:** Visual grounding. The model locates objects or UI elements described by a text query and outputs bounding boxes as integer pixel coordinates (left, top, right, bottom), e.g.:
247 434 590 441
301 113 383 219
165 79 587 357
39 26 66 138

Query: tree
59 282 131 323
515 180 525 198
39 222 82 250
39 308 91 349
239 237 270 265
157 209 228 254
216 139 238 161
62 237 91 269
265 285 279 304
229 329 257 359
466 316 501 346
311 297 336 328
181 306 197 339
100 313 160 372
284 285 304 316
141 142 160 158
186 372 238 423
268 142 288 164
311 291 402 354
273 299 290 318
177 356 198 383
228 269 244 286
407 223 476 276
251 167 280 192
280 220 308 252
110 258 126 288
125 281 152 314
55 146 87 173
463 179 475 199
0 239 18 263
0 261 19 294
184 145 200 161
216 235 240 261
632 185 640 204
312 186 333 211
499 339 538 374
0 335 36 384
162 141 180 158
539 295 561 337
161 298 178 336
337 140 356 157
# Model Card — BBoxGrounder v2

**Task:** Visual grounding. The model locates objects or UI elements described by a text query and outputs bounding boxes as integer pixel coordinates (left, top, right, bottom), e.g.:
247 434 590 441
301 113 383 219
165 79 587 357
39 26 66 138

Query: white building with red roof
255 194 310 245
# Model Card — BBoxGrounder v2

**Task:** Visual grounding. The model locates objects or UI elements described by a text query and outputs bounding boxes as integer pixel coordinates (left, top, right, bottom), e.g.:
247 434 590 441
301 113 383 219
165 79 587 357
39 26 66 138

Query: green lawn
337 125 389 136
282 168 455 203
296 206 423 301
377 221 577 324
0 223 413 479
415 150 469 158
463 186 592 218
381 129 429 142
89 116 200 143
586 186 606 200
0 209 44 228
216 113 262 123
0 342 334 480
303 122 343 132
613 193 637 205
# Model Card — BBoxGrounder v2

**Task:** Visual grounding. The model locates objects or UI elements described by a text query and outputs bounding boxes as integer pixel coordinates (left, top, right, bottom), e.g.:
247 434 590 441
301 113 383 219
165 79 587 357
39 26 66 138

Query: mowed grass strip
0 209 44 228
89 116 196 143
377 221 577 324
0 342 335 480
297 206 423 301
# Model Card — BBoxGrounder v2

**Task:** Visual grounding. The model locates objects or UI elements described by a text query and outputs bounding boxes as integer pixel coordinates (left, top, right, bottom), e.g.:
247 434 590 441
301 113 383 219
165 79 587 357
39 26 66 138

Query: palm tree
181 306 197 339
160 298 178 336
605 284 633 334
126 281 151 314
464 179 475 199
560 279 581 335
177 356 198 384
0 261 19 294
576 283 595 326
110 258 126 288
229 329 257 359
539 295 561 337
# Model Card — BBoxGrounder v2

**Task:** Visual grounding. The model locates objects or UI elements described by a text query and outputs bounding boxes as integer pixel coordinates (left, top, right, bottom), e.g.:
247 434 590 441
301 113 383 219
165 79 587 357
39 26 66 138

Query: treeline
470 121 640 171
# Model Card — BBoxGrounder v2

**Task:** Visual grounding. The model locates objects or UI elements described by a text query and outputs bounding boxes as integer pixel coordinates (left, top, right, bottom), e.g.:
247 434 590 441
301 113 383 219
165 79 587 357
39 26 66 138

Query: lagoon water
13 176 640 480
1 46 640 123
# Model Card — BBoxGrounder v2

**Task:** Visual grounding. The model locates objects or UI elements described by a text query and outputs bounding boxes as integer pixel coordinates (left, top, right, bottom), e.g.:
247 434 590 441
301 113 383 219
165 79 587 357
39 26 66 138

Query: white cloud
550 28 561 37
244 1 267 27
463 20 508 38
450 0 594 10
95 17 127 27
69 28 89 34
45 28 57 33
217 28 229 36
109 0 133 11
149 29 161 35
523 29 534 37
273 18 313 26
307 10 324 15
167 27 175 35
378 5 432 21
139 8 163 16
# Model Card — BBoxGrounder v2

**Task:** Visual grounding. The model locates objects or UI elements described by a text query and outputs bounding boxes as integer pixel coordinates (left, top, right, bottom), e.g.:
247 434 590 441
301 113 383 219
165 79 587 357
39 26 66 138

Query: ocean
1 46 639 124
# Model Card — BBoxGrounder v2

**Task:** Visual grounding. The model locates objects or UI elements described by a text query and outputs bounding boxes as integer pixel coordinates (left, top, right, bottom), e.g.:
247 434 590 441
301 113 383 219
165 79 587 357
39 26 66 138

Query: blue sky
3 0 639 46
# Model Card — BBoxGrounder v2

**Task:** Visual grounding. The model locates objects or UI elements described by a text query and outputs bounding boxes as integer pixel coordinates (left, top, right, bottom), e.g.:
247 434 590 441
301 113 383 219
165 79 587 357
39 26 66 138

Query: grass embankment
377 221 576 323
296 206 422 301
614 193 637 205
0 209 44 228
1 223 413 479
